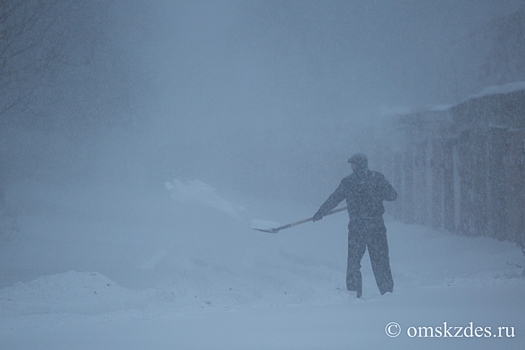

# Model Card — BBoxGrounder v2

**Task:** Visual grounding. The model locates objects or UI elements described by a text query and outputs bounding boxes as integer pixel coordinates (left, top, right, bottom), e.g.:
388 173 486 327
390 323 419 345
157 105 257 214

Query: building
382 82 525 246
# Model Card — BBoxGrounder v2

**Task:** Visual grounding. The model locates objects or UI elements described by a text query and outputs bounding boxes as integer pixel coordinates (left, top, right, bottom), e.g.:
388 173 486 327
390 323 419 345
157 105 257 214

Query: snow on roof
468 81 525 99
377 104 452 117
376 82 525 119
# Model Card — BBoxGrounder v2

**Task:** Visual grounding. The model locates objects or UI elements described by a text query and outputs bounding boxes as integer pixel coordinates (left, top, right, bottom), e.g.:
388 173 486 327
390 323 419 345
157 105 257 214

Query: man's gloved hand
313 211 323 222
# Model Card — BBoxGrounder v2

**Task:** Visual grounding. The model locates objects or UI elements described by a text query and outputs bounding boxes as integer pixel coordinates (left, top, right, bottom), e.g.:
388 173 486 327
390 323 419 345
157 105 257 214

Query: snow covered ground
1 180 524 349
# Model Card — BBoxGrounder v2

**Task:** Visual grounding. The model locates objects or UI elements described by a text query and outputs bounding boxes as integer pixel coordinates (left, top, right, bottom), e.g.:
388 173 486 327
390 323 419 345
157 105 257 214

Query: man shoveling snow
313 153 397 298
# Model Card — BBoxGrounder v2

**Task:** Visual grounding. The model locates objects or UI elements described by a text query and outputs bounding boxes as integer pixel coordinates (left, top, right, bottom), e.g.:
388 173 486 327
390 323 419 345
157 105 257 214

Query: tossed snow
165 179 245 220
1 182 524 349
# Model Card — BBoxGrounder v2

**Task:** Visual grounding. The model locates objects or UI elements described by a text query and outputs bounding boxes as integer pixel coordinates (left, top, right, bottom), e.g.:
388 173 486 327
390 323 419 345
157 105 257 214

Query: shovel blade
250 219 281 234
252 227 280 234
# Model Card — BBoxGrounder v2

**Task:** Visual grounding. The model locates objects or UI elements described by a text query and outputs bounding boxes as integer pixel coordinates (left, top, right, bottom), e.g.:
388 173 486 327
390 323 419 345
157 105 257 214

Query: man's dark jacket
317 170 397 219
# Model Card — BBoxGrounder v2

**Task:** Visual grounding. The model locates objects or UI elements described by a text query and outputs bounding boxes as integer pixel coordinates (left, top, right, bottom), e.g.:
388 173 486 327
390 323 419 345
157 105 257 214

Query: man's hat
348 153 368 170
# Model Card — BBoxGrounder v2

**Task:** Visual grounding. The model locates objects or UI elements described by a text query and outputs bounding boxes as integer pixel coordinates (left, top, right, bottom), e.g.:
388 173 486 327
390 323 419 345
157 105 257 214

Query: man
313 153 397 298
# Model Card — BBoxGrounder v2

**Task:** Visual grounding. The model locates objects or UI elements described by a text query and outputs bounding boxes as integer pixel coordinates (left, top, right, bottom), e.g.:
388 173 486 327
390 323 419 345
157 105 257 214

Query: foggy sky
112 0 522 200
3 0 524 202
136 0 522 142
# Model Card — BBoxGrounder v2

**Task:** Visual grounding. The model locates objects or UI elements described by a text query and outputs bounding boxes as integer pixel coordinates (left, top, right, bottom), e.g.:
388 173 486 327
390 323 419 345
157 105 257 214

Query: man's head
348 153 368 173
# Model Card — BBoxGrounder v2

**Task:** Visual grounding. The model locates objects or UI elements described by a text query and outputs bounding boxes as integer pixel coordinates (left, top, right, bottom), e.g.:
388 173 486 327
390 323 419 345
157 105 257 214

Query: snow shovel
251 206 348 234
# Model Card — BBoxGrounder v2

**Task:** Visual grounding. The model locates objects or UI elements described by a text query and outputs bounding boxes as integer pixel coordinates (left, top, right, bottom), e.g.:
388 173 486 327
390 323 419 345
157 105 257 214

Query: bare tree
473 6 525 85
444 5 525 101
0 1 67 119
454 6 525 89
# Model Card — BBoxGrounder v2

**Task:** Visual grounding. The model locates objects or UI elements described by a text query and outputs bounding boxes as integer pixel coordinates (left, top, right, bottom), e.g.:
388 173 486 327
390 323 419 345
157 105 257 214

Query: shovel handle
291 206 348 227
268 206 348 233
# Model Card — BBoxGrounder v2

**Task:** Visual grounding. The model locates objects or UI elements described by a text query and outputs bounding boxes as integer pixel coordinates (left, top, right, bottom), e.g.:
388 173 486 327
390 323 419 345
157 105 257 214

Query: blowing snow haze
2 2 525 349
0 0 523 202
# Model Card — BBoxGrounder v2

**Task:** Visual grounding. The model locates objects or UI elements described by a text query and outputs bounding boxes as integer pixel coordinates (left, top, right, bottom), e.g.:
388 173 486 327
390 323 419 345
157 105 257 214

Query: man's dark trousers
346 218 394 297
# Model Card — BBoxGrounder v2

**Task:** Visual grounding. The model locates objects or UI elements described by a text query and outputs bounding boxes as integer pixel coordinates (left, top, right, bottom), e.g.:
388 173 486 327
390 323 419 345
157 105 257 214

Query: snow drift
1 181 524 349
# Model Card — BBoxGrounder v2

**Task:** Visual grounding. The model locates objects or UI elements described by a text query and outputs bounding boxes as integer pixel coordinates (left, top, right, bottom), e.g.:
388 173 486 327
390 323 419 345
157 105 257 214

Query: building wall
381 88 525 246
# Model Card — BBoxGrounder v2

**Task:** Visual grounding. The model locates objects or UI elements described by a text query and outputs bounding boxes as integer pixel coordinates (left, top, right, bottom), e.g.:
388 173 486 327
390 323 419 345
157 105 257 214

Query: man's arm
313 179 347 221
380 175 397 201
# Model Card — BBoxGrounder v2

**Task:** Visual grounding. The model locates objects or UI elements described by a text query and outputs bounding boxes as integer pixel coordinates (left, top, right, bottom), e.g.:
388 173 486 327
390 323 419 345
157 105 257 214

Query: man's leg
367 220 394 295
346 224 366 298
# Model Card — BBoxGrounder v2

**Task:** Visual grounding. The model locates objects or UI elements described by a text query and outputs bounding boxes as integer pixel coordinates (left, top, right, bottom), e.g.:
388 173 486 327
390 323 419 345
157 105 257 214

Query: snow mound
0 271 155 316
165 179 244 220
